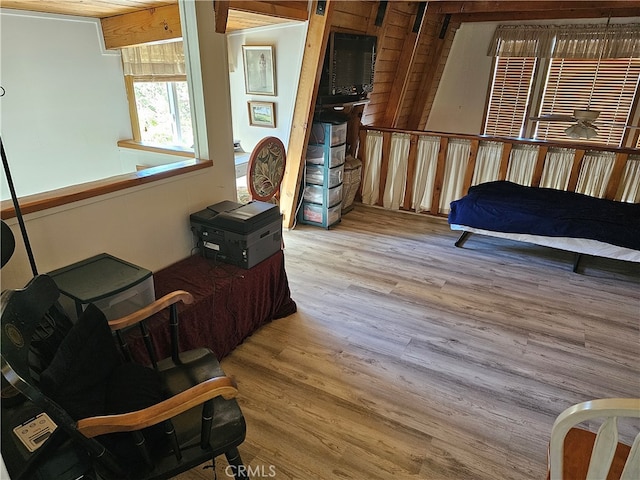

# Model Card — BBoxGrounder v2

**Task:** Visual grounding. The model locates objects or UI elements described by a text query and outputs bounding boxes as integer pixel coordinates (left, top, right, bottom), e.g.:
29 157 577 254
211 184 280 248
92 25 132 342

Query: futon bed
448 181 640 271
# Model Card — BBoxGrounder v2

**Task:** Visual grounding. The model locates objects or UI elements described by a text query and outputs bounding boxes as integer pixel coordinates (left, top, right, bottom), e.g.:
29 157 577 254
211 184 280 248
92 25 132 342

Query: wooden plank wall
361 2 418 127
330 1 375 31
409 14 460 130
380 2 421 126
342 3 458 132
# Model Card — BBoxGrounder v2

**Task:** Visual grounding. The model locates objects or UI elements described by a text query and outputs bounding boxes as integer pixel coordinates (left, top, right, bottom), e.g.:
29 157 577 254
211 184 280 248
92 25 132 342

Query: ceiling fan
531 109 602 139
531 108 640 140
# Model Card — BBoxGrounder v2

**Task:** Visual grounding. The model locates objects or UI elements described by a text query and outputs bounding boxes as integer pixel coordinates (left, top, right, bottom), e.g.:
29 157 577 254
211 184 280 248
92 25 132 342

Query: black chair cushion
105 362 164 414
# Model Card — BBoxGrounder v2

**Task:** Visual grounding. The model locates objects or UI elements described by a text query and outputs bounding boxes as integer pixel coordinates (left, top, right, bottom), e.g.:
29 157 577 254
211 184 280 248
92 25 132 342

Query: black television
317 32 377 106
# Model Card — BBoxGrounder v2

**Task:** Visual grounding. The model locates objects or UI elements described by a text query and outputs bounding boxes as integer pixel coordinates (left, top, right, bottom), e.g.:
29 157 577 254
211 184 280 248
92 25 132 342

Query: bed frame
451 224 640 272
448 181 640 273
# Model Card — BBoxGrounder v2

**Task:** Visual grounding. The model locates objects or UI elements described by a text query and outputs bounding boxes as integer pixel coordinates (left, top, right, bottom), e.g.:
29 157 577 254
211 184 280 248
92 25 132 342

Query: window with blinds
484 22 640 147
484 57 536 138
121 41 193 149
534 58 640 146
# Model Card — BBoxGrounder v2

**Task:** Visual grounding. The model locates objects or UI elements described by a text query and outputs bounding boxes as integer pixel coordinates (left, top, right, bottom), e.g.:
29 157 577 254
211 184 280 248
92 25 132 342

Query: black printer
190 200 282 269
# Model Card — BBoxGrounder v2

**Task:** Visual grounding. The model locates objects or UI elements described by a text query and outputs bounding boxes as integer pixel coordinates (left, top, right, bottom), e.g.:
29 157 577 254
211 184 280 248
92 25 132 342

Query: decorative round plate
247 137 286 202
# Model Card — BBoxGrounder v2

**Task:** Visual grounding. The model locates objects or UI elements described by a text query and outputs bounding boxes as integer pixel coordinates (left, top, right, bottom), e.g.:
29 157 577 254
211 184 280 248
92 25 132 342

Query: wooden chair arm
108 290 194 331
76 375 237 438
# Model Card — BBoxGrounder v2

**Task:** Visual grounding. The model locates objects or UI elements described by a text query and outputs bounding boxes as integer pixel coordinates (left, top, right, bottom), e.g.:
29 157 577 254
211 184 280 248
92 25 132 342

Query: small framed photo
242 45 276 95
248 101 276 128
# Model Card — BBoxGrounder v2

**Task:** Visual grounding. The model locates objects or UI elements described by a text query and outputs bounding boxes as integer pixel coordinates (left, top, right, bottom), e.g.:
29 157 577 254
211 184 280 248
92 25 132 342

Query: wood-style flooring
176 204 640 480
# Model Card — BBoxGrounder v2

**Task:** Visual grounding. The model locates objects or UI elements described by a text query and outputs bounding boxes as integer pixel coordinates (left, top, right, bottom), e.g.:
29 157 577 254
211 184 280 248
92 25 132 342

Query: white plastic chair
548 398 640 480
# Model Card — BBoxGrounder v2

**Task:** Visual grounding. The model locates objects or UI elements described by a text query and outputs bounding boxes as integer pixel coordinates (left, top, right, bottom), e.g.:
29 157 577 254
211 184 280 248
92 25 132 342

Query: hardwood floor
176 205 640 480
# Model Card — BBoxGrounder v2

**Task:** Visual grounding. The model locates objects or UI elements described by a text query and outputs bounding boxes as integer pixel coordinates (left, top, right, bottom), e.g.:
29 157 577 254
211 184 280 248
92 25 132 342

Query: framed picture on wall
248 101 276 128
242 45 276 95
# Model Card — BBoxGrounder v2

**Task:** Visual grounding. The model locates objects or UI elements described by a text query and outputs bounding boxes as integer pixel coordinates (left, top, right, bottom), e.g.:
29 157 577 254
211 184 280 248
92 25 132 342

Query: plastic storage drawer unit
302 202 342 228
305 164 344 188
308 121 347 147
303 184 343 207
306 144 346 167
49 253 155 321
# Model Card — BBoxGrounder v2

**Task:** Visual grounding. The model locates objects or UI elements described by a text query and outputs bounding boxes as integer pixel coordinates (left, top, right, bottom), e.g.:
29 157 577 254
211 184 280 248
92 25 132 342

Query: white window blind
534 58 640 146
484 57 536 138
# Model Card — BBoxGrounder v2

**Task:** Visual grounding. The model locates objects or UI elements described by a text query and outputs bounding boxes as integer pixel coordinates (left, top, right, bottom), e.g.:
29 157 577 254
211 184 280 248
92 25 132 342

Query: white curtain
439 139 471 214
576 152 615 198
553 24 640 59
487 25 555 57
413 136 441 212
617 156 640 203
472 141 503 185
383 133 410 210
121 41 186 76
506 145 538 186
540 148 574 190
361 131 384 205
488 23 640 59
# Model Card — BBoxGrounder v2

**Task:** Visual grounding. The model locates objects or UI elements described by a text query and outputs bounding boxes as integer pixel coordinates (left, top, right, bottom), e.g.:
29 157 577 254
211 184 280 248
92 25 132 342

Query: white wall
1 170 219 288
426 22 496 134
227 23 307 153
1 6 237 290
0 9 132 199
426 17 636 135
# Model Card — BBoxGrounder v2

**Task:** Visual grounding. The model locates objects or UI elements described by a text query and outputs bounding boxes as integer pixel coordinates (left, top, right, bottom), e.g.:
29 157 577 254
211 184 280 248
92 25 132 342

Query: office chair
547 398 640 480
247 136 286 203
1 274 249 480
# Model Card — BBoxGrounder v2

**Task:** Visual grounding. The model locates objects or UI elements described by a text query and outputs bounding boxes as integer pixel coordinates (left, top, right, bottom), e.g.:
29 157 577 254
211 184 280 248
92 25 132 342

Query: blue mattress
448 181 640 251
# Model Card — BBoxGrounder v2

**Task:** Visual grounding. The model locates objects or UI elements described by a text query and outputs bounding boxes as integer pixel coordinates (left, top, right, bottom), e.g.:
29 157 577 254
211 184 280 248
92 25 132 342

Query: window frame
124 74 194 153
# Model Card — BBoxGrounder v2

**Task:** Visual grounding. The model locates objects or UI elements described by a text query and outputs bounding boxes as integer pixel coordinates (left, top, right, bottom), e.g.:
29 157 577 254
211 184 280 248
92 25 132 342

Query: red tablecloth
124 250 296 362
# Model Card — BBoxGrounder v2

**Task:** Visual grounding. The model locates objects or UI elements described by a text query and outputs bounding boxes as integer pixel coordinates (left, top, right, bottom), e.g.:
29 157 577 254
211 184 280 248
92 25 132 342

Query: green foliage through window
133 81 193 148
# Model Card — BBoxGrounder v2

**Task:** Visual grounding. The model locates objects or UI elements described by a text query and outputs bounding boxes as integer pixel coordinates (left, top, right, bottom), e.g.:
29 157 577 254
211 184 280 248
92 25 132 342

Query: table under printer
190 200 282 269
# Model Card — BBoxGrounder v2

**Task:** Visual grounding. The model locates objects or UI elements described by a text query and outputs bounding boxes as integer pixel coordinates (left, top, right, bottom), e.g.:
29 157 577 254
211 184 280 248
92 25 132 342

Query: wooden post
377 132 393 206
498 143 512 180
531 146 548 187
430 137 448 215
356 128 368 202
402 135 419 210
280 1 334 229
567 149 586 192
604 153 629 200
462 139 480 194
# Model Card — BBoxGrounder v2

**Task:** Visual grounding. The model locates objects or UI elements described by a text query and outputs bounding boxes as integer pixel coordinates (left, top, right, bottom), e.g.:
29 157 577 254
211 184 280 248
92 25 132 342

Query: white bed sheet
450 224 640 263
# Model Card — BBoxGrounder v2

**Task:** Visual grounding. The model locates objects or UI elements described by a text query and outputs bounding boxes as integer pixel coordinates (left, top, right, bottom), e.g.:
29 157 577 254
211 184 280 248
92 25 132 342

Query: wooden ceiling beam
214 1 230 33
228 1 308 21
101 4 182 50
425 1 640 15
454 7 640 22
